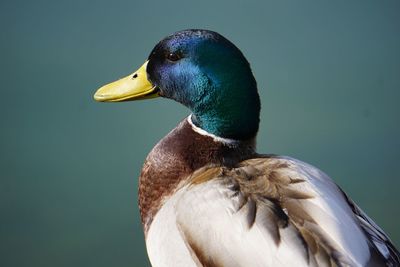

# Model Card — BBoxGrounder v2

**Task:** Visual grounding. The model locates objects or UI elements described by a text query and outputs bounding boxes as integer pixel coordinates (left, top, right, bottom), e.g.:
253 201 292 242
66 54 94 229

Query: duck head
94 29 260 140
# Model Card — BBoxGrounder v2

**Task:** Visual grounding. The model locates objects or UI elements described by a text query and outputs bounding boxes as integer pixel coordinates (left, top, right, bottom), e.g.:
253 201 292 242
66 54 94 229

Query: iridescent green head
95 29 261 140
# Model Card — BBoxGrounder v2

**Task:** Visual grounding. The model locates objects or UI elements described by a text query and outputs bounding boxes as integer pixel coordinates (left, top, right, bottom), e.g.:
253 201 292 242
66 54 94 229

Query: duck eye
167 52 182 62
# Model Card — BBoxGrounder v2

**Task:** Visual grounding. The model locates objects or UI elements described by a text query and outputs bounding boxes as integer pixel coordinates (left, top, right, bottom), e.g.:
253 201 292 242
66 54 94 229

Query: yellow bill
94 61 158 102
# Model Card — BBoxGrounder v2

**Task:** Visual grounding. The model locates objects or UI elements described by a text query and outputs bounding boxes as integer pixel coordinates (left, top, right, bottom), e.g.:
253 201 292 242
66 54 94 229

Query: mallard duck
94 29 399 267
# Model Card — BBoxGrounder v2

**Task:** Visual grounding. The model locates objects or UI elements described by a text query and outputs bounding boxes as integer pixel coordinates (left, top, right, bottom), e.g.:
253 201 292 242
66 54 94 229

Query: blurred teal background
1 0 399 266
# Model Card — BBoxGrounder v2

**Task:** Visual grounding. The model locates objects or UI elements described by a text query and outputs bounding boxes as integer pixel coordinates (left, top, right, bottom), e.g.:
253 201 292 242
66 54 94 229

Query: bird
94 29 399 267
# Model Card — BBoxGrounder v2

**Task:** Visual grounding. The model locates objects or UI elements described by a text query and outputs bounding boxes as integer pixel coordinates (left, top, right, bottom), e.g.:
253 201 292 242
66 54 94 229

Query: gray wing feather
340 189 400 267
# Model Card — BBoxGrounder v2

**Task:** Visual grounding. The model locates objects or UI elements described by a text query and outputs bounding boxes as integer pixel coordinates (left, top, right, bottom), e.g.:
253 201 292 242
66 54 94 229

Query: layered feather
146 156 399 267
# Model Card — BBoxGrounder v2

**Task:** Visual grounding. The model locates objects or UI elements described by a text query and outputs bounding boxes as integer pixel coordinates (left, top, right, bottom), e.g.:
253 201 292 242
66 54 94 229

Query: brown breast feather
138 118 256 234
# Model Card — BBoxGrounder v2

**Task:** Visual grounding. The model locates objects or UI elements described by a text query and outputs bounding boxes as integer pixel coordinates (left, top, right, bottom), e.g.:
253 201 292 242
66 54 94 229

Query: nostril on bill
132 73 138 79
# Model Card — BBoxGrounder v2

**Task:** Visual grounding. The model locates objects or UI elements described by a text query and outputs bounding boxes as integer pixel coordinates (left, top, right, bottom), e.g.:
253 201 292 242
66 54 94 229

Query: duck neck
190 90 261 140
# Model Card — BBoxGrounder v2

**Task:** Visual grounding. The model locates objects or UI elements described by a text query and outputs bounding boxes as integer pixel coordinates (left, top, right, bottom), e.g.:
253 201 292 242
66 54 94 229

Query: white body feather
146 157 372 267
